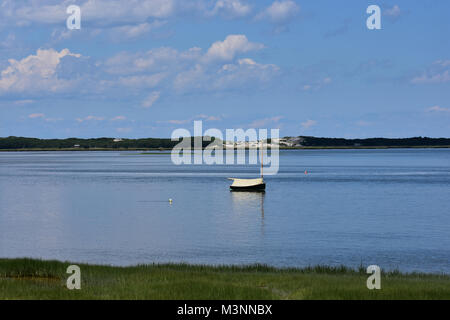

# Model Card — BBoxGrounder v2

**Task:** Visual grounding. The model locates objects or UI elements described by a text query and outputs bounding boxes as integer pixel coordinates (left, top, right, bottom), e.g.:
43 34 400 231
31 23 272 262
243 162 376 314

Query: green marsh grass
1 258 449 300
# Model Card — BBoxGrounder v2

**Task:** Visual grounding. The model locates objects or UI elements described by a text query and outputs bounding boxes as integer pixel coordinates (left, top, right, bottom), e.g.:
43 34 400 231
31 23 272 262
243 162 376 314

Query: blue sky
0 0 449 139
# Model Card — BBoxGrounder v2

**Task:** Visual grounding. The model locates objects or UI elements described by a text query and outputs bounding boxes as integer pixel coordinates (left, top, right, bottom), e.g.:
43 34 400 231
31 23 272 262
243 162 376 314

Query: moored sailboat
228 141 266 191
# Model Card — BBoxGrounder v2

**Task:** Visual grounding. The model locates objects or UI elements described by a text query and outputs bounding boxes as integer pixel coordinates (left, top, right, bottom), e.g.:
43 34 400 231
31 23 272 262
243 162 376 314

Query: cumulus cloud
76 115 105 122
324 19 351 39
0 33 16 48
435 60 450 67
111 21 167 39
4 0 175 26
211 58 279 89
117 73 167 88
412 71 450 84
384 5 401 18
0 48 81 94
302 77 332 91
174 58 279 93
141 91 161 108
163 114 222 125
2 0 257 31
426 106 450 113
14 99 35 105
28 113 45 119
256 0 300 24
203 35 264 62
28 113 63 122
209 0 252 18
111 115 127 121
104 47 201 75
197 114 222 121
411 59 450 84
104 34 277 94
249 116 283 128
1 35 278 103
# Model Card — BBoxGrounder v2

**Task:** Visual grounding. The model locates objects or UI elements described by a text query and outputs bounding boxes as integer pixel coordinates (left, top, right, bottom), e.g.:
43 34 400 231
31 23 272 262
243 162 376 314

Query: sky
0 0 449 139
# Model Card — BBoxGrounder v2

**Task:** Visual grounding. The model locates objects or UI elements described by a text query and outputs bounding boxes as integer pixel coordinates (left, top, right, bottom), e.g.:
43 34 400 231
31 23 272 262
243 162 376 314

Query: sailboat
228 141 266 191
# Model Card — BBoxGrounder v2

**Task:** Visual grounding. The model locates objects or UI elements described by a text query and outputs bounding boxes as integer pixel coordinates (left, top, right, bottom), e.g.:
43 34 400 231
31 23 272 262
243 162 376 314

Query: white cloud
28 113 63 122
14 99 35 105
249 116 283 128
104 47 201 75
212 58 279 89
76 115 105 122
174 57 279 93
118 73 167 88
173 64 205 92
6 0 175 26
196 114 222 121
0 48 81 94
167 119 189 125
141 91 161 108
411 71 450 84
256 0 300 24
164 114 222 125
111 115 127 121
0 33 16 48
3 35 278 101
44 117 63 122
103 34 276 94
426 106 450 113
434 60 450 67
12 2 66 25
302 77 332 91
28 113 45 119
209 0 252 18
111 20 167 39
384 5 401 17
204 34 264 62
411 59 450 84
301 119 317 130
81 0 174 23
51 29 73 41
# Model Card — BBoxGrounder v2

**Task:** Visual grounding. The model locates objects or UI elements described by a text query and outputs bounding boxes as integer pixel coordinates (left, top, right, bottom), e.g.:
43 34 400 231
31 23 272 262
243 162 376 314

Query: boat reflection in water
230 191 266 234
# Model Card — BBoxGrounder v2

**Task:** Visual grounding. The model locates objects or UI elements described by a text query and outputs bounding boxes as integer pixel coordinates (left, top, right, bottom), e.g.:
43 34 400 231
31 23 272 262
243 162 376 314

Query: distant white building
277 137 303 147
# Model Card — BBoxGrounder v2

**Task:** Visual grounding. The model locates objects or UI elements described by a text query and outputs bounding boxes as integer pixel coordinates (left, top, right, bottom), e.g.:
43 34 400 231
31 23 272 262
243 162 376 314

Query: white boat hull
228 178 265 191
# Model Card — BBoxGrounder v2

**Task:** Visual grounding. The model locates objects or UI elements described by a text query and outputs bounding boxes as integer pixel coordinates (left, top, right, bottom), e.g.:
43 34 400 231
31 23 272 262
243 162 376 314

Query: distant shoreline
1 145 450 152
2 136 450 151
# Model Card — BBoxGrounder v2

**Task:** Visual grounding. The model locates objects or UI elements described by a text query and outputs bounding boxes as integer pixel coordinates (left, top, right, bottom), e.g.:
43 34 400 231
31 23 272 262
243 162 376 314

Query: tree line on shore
0 136 449 150
297 136 450 147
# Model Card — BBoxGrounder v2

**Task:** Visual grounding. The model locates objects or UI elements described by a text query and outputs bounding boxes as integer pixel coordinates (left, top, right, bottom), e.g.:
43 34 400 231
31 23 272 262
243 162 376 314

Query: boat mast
261 139 264 179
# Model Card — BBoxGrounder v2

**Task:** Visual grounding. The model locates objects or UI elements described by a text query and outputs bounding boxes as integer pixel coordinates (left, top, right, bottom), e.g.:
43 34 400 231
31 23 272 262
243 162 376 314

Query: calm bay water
0 149 449 273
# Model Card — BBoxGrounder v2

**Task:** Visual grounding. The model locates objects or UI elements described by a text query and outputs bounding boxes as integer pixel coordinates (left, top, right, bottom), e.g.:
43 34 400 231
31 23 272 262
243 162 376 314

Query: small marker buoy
169 199 173 203
305 170 308 175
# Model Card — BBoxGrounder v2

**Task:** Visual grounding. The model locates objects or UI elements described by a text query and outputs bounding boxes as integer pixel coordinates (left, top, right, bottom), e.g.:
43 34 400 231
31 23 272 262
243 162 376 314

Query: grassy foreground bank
1 258 449 300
